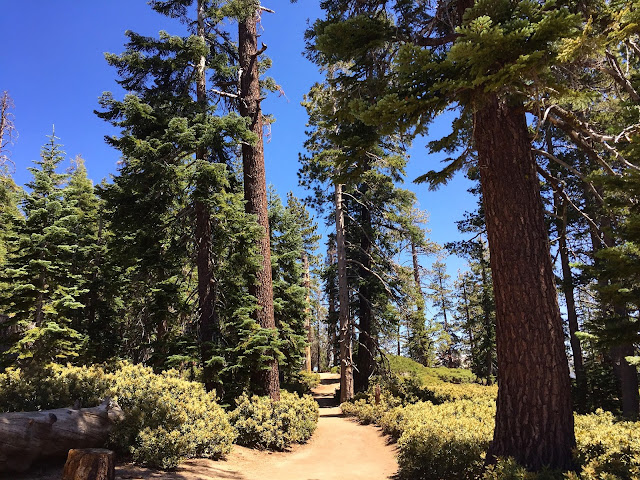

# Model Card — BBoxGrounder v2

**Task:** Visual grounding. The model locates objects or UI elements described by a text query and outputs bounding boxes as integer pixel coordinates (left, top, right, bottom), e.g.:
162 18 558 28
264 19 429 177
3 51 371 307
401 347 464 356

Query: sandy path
14 373 398 480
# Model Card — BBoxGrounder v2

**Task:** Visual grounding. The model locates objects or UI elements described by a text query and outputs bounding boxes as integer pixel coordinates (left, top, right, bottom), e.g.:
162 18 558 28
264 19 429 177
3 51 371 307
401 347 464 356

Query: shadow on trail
319 377 337 385
315 395 338 409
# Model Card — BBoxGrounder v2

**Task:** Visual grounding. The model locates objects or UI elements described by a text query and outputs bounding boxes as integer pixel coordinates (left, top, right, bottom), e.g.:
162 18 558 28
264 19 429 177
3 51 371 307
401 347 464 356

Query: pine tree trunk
239 6 280 401
611 343 639 419
327 241 339 367
355 190 375 392
554 193 587 409
195 0 218 393
439 276 454 368
474 94 575 471
304 253 312 373
335 183 353 402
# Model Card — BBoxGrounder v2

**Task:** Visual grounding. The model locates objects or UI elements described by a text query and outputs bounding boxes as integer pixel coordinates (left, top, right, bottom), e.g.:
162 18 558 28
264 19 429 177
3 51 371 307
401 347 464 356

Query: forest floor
15 373 398 480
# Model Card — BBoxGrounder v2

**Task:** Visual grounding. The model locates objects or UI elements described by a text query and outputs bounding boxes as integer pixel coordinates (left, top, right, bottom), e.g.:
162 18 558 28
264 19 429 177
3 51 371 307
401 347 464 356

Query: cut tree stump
62 448 115 480
0 398 123 472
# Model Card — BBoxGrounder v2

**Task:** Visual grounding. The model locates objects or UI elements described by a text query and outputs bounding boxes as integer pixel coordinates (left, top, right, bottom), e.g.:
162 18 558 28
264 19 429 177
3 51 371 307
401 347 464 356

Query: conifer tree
1 133 86 369
97 0 284 393
427 258 459 368
308 0 579 469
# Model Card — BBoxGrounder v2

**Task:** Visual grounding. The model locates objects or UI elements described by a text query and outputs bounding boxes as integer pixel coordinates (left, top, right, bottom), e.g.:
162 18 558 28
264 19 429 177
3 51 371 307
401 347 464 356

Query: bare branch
211 89 239 99
532 148 604 204
536 165 605 244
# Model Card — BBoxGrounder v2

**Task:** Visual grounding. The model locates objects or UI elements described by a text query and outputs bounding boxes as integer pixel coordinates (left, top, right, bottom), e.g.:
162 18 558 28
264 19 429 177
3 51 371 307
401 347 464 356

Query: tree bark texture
0 400 123 473
62 449 115 480
327 243 339 367
336 183 354 402
474 94 576 471
239 7 280 400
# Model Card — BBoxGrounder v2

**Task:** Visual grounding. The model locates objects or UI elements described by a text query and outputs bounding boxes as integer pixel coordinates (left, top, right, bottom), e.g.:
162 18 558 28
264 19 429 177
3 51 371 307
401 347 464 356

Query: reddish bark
239 8 280 400
474 94 576 470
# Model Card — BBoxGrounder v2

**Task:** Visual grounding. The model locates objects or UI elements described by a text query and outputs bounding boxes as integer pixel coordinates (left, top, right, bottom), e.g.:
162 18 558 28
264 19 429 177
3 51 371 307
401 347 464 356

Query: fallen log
0 398 123 472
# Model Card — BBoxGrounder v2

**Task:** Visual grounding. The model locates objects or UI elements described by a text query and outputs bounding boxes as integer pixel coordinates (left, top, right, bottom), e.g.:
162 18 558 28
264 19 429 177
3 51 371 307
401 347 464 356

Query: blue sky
0 1 476 281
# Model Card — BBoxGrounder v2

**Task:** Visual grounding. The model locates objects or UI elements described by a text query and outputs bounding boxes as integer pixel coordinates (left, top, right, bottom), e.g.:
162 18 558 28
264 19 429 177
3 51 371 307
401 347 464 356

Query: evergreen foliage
0 134 87 369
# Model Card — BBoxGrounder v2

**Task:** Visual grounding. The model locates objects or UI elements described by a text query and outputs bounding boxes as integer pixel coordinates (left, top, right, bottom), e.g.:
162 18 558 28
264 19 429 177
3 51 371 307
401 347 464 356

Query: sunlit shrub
282 370 321 395
230 390 319 450
0 363 109 412
0 362 235 469
108 363 235 468
573 410 640 479
397 399 495 480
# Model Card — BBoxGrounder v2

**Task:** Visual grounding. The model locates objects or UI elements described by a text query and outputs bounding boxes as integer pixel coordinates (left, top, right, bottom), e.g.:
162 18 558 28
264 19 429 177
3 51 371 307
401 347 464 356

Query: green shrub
343 389 640 480
282 370 321 395
0 362 235 470
386 355 477 385
482 458 565 480
0 363 109 412
397 399 495 480
108 363 235 468
230 391 319 450
426 382 498 403
573 410 640 479
330 365 340 374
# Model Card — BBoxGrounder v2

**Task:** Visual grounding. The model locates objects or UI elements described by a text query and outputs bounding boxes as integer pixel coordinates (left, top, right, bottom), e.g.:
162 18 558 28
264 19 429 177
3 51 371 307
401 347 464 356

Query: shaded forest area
1 0 640 478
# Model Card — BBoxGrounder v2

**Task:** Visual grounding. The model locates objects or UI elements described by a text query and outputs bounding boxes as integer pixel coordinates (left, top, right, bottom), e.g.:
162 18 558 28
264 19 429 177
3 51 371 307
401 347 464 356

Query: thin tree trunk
480 254 494 386
303 253 312 372
335 183 353 402
611 343 639 419
554 192 587 408
461 278 475 366
327 241 339 367
239 5 279 401
475 94 575 471
591 218 640 419
439 275 454 368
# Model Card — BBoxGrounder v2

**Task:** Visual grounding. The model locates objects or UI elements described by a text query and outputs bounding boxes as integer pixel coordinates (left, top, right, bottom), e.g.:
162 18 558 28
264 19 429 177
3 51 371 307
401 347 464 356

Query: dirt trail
14 373 398 480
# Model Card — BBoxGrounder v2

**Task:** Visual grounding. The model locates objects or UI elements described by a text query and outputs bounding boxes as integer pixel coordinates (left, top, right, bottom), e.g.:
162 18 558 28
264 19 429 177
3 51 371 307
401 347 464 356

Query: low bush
0 363 109 412
0 362 235 469
427 382 498 403
230 391 319 450
108 363 235 469
282 370 321 395
573 410 640 479
342 386 640 480
386 355 477 385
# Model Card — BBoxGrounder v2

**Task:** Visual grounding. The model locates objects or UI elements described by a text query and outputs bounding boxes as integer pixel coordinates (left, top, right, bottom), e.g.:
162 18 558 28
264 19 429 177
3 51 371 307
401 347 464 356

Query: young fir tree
268 189 309 383
426 258 460 368
62 158 104 354
447 177 496 383
1 133 86 369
